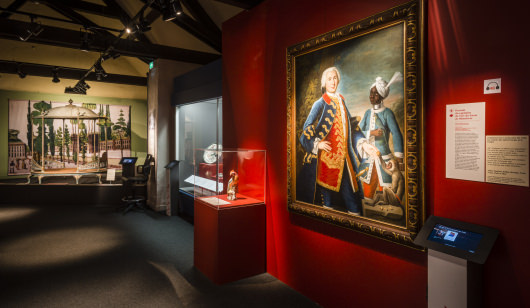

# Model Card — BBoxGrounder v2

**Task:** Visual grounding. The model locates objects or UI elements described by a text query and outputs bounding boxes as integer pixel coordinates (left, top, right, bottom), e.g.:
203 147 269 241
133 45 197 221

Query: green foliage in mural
113 109 127 157
31 101 52 157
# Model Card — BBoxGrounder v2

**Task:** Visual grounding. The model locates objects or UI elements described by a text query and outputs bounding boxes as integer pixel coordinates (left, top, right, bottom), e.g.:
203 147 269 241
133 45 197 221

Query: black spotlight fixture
136 19 151 33
79 80 90 90
65 86 85 95
136 9 152 33
80 29 92 52
162 0 183 22
52 67 60 83
64 79 90 95
18 16 43 41
94 60 108 81
102 50 121 62
17 64 26 79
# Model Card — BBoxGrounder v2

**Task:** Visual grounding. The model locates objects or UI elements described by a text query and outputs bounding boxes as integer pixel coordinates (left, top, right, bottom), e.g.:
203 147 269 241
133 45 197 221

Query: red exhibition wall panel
222 0 530 307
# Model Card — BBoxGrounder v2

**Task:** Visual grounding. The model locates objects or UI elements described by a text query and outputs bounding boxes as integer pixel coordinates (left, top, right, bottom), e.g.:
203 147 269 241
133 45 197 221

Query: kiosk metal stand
428 249 483 308
414 216 498 308
164 160 180 216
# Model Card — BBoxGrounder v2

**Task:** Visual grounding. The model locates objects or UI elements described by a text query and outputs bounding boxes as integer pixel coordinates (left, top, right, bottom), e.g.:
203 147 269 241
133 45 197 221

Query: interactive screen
427 224 483 253
414 216 499 264
119 157 137 165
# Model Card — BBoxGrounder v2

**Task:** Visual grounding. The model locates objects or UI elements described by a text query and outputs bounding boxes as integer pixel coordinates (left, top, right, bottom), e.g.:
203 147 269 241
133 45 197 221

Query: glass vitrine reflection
192 149 266 208
175 98 222 209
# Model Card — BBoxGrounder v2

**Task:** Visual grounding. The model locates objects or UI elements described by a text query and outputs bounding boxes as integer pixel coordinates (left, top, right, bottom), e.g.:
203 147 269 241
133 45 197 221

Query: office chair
121 154 153 214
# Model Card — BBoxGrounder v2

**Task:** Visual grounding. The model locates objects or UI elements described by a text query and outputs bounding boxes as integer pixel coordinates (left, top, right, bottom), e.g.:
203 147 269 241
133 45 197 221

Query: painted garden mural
8 99 131 175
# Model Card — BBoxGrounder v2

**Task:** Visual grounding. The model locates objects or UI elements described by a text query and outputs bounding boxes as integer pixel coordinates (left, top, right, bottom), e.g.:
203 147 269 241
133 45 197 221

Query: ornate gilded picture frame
286 0 424 248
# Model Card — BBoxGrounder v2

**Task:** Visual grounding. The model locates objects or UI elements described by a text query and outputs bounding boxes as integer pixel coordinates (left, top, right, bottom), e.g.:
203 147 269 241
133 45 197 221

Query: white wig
321 67 341 90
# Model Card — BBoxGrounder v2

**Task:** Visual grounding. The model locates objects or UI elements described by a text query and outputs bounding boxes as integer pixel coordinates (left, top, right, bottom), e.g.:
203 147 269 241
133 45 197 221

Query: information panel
486 135 529 187
446 102 485 182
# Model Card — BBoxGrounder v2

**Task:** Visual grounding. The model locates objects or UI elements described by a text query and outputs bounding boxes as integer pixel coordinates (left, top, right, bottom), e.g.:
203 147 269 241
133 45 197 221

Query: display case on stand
192 148 266 284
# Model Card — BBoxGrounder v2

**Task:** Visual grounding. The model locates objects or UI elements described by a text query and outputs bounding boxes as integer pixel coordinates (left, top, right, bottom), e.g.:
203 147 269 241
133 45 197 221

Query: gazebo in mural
29 99 109 184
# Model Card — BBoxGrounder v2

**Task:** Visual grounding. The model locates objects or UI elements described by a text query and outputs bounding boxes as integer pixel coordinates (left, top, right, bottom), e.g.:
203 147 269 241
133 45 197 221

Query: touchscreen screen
427 224 483 253
119 157 137 164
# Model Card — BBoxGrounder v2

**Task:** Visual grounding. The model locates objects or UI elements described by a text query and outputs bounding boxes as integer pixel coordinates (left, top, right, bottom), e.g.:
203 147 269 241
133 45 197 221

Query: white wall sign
486 135 529 187
106 168 116 182
484 78 501 94
446 102 486 182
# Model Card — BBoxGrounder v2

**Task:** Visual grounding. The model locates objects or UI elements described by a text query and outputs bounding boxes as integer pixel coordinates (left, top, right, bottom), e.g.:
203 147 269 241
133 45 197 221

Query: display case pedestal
194 197 265 284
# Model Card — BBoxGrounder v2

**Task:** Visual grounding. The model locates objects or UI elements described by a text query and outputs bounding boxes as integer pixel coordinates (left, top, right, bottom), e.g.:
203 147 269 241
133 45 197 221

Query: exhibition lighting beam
17 64 26 79
80 29 92 52
18 16 43 42
162 0 183 21
52 67 60 83
64 0 155 94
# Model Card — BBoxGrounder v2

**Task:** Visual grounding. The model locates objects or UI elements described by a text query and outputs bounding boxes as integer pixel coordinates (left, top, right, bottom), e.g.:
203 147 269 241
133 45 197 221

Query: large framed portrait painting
287 0 424 248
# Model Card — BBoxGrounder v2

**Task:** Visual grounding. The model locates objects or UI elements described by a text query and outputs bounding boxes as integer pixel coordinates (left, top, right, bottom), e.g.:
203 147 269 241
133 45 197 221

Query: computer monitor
119 157 138 165
414 216 499 264
119 157 137 178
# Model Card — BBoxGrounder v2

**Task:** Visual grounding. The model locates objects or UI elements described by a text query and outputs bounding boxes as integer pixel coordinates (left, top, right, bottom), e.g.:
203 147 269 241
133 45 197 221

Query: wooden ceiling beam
46 0 122 19
0 18 220 64
0 60 147 86
101 0 151 44
181 0 221 38
41 0 115 38
141 0 221 52
213 0 261 10
0 0 27 18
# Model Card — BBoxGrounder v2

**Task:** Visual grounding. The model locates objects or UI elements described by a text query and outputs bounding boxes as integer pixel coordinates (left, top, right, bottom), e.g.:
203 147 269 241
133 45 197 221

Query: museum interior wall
222 0 530 307
0 89 148 179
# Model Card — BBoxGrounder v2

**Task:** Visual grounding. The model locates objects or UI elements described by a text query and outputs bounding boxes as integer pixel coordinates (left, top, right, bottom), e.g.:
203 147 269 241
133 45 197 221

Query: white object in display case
193 148 266 208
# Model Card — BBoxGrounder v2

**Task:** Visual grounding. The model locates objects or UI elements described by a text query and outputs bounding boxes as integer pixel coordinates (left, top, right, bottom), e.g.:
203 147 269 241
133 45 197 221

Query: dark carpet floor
0 203 320 308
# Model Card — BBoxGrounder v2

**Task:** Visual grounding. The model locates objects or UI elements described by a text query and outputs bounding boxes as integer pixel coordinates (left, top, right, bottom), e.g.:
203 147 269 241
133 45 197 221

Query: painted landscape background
8 99 131 175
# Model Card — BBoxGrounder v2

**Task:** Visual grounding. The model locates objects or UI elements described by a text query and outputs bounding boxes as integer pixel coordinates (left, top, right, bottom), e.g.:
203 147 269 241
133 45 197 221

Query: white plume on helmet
371 72 403 99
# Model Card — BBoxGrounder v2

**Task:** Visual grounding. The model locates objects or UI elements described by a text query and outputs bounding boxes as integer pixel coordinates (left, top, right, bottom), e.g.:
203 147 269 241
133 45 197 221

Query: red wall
223 0 530 307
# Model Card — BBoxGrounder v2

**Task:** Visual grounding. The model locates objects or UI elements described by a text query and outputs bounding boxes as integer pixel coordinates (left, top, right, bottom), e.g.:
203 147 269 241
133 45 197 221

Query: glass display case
189 148 266 208
175 98 221 218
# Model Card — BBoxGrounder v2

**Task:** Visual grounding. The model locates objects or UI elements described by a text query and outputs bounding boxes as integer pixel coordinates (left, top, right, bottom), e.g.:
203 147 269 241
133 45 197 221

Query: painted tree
31 101 52 160
55 127 64 162
73 149 77 164
112 109 127 157
48 118 55 158
105 105 112 140
64 125 71 162
79 123 88 163
127 105 131 138
26 100 32 154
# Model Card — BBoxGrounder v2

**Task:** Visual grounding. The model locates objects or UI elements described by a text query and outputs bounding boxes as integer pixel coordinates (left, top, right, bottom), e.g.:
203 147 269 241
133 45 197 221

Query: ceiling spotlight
79 80 90 90
94 61 108 81
17 64 27 79
52 67 60 83
80 30 92 52
102 50 120 62
163 0 183 21
136 19 152 33
18 17 43 41
65 86 86 95
125 27 133 34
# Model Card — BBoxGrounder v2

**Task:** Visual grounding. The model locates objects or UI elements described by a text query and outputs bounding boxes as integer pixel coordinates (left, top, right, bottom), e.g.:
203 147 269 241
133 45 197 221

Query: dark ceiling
0 0 262 97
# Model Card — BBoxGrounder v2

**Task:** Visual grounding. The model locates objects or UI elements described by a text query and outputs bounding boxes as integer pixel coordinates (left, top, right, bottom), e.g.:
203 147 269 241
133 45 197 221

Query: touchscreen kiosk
119 157 138 178
414 215 498 264
415 216 499 308
119 157 138 165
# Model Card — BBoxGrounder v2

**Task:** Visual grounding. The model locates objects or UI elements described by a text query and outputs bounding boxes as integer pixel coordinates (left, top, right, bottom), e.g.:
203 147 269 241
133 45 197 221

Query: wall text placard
486 135 529 187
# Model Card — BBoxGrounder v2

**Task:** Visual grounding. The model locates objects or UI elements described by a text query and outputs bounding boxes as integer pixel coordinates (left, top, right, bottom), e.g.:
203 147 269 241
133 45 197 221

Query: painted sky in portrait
295 22 405 124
